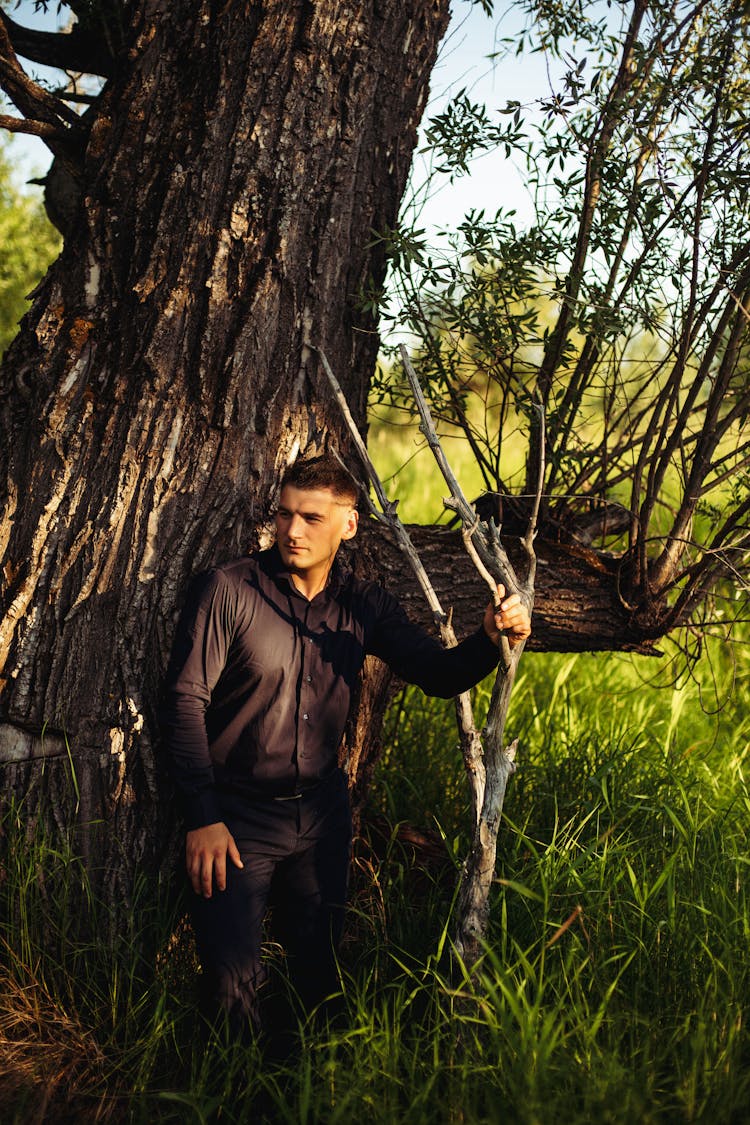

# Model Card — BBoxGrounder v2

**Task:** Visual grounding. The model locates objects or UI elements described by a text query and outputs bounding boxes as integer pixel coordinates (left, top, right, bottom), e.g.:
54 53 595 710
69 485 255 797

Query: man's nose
287 514 305 538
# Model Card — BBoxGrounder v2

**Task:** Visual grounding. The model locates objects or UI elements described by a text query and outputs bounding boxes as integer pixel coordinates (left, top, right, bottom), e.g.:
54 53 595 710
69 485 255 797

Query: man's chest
227 583 368 688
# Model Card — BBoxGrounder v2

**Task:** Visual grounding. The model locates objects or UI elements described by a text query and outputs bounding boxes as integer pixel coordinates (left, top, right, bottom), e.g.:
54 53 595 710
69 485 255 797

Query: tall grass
1 640 748 1122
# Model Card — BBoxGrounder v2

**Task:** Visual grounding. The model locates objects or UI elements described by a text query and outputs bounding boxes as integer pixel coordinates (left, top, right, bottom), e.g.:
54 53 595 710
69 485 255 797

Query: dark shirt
162 546 499 828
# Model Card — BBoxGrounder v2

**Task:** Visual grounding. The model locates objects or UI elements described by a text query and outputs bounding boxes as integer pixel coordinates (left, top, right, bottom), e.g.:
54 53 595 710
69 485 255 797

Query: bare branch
0 112 68 141
316 349 397 521
398 342 527 610
398 343 476 527
319 346 488 823
0 11 114 78
522 398 545 592
461 517 512 673
393 345 538 965
0 15 85 158
0 21 80 127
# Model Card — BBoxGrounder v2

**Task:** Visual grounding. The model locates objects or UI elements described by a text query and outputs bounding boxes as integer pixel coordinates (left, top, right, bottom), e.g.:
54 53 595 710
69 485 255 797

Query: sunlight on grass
2 632 748 1122
1 398 748 1123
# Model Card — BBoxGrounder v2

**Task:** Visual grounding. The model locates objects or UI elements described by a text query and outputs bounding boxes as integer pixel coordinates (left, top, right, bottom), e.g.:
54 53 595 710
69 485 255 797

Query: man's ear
341 507 359 541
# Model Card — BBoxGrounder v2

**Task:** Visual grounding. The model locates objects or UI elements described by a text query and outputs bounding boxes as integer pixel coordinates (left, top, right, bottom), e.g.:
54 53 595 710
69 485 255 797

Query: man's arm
367 581 532 698
161 569 244 897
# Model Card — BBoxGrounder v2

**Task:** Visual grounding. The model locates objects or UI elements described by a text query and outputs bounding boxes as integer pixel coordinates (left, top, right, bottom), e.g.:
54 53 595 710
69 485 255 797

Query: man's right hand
186 821 244 898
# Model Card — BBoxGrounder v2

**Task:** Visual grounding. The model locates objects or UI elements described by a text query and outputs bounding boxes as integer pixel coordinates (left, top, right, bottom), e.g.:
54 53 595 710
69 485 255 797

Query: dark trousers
189 769 352 1035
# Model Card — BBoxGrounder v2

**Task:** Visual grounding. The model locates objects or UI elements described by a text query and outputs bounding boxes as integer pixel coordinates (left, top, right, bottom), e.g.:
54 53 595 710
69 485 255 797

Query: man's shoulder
211 553 264 581
337 567 403 616
187 551 272 599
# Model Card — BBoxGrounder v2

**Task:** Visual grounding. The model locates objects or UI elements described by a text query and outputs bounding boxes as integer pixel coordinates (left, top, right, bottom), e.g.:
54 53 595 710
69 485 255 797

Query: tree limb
397 344 546 966
318 346 489 824
0 112 69 142
0 11 114 78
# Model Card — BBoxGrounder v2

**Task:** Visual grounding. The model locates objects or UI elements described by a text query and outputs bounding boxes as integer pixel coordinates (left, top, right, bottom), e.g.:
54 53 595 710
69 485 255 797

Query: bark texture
353 522 665 655
0 0 451 883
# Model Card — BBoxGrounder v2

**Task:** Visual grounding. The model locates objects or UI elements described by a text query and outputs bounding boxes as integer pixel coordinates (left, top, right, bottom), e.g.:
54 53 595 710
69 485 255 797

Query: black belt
218 773 335 803
271 778 332 801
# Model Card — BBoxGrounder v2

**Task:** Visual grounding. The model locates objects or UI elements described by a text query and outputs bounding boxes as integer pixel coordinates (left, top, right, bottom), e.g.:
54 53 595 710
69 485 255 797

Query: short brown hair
280 454 359 505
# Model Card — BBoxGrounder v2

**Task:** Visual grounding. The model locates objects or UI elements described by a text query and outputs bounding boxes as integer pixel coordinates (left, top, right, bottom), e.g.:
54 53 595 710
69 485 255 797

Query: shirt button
303 713 309 720
306 675 312 682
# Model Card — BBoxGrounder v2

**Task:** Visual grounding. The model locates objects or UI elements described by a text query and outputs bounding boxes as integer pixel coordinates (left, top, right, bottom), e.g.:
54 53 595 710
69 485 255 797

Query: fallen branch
398 344 543 964
322 344 545 967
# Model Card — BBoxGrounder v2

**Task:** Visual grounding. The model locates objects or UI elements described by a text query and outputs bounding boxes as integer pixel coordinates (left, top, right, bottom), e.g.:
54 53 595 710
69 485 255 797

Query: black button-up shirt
162 546 499 828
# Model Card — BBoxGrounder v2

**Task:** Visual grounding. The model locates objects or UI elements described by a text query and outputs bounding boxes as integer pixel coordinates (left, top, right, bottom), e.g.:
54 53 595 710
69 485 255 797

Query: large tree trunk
0 0 451 887
354 522 667 655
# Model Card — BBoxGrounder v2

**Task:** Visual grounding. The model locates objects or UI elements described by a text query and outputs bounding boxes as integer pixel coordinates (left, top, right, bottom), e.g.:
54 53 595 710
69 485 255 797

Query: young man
162 455 531 1033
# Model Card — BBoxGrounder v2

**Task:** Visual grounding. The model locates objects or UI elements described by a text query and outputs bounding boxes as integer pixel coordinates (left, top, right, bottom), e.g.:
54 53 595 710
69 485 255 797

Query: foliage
0 0 123 188
0 138 59 357
373 0 750 640
1 642 748 1122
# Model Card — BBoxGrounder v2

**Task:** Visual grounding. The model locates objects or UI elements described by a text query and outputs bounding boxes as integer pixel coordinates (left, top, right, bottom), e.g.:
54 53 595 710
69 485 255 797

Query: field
1 633 748 1123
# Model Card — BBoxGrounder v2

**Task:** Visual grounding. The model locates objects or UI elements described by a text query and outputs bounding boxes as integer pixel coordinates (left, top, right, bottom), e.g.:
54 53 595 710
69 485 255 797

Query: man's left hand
483 583 531 649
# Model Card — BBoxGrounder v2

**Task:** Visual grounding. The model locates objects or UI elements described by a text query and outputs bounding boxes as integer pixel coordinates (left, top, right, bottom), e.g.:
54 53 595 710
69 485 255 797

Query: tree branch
396 343 547 966
316 347 447 627
398 342 524 603
318 346 488 824
0 16 85 158
0 112 69 142
0 11 114 78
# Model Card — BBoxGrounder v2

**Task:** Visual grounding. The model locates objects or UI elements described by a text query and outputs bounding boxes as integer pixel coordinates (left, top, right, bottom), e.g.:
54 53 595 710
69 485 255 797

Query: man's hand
483 583 531 649
186 821 244 898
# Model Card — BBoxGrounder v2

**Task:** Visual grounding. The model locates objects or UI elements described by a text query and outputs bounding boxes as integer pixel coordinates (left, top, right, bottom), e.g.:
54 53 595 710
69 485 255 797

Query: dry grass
0 963 120 1124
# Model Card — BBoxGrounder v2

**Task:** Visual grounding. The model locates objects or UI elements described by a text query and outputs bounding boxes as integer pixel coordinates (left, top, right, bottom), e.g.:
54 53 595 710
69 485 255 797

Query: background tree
375 0 750 670
0 137 60 356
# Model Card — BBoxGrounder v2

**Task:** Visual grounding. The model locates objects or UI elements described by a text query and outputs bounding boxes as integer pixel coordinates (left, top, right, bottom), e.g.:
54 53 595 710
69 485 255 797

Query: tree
375 0 750 673
0 138 60 356
0 0 452 885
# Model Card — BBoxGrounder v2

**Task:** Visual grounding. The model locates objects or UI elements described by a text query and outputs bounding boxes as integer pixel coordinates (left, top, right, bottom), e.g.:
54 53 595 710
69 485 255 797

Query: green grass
1 639 748 1123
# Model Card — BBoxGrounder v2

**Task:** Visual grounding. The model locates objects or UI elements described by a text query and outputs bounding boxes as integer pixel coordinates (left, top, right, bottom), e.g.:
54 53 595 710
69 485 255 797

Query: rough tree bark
0 0 451 885
353 523 664 655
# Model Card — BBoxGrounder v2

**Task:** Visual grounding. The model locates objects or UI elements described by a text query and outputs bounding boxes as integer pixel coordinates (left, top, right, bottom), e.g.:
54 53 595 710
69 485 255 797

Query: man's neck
288 561 334 601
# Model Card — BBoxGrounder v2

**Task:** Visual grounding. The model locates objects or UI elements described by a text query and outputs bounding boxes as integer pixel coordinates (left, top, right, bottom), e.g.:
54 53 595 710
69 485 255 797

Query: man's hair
280 454 360 505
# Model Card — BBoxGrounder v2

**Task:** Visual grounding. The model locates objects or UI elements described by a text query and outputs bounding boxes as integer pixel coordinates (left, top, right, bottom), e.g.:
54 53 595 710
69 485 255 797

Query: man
162 455 531 1034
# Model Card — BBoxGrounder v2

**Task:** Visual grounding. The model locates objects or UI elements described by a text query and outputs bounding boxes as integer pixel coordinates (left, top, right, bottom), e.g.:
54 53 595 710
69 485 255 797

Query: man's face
275 485 358 578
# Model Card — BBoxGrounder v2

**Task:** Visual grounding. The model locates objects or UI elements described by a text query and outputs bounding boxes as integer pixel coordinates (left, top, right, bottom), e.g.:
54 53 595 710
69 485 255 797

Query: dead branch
318 347 488 822
322 339 548 966
397 344 544 965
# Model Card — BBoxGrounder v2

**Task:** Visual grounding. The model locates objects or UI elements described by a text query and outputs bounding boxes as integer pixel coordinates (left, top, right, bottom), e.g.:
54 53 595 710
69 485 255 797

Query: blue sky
3 1 562 229
408 2 562 232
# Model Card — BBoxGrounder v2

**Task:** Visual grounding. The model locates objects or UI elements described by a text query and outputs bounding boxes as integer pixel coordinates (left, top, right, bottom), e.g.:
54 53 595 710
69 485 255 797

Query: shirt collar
262 544 350 598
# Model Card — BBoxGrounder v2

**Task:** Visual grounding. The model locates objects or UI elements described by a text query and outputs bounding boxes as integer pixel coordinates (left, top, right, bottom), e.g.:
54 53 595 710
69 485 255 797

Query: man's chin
280 550 307 572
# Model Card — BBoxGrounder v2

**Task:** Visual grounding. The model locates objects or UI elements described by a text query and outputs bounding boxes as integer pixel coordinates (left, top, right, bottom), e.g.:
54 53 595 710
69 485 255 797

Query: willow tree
0 0 452 880
376 0 750 667
5 0 745 897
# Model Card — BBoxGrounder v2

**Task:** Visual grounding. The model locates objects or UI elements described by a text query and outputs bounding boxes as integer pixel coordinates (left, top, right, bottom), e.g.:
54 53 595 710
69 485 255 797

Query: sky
407 2 562 232
2 0 562 230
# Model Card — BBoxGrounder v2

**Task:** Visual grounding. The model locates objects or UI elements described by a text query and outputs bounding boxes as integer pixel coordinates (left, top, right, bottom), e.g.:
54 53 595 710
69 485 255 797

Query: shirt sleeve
160 569 236 829
366 586 499 697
